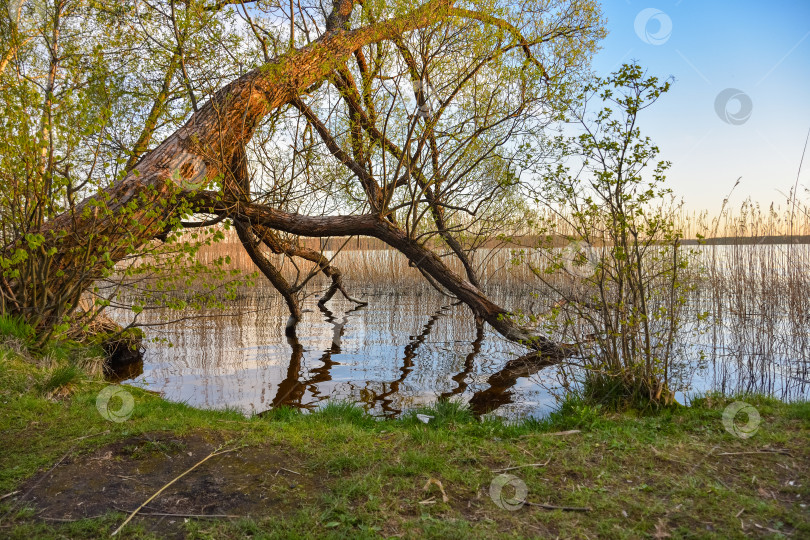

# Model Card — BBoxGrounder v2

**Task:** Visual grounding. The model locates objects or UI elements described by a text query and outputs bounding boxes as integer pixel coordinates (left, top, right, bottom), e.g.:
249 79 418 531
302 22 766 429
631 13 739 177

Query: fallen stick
13 448 74 511
113 506 241 519
130 510 241 519
524 501 591 512
717 450 793 457
754 522 793 535
110 446 235 536
42 515 107 522
72 430 110 442
492 458 551 473
422 478 449 503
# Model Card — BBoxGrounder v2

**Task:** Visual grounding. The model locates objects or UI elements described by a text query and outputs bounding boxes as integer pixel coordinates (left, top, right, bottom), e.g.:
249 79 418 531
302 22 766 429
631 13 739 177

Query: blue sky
591 0 810 211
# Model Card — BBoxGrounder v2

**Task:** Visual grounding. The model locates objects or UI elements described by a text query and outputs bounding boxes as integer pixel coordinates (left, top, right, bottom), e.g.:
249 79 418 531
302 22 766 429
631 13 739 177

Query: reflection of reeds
118 199 810 401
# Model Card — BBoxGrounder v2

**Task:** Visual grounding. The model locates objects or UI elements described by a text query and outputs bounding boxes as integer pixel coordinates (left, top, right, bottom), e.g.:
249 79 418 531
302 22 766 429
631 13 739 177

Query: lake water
114 288 575 419
110 244 810 419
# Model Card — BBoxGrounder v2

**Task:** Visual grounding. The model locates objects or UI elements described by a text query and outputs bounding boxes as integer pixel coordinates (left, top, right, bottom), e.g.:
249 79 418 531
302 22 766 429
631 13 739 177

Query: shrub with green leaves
526 64 693 408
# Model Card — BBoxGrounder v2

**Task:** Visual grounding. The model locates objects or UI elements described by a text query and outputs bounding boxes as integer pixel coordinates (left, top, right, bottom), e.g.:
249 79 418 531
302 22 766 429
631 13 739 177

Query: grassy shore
0 336 808 539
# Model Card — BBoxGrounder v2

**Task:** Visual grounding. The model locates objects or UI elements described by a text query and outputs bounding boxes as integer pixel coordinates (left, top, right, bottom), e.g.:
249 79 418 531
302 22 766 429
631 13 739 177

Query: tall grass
0 314 35 346
108 198 810 403
178 198 810 292
688 198 810 398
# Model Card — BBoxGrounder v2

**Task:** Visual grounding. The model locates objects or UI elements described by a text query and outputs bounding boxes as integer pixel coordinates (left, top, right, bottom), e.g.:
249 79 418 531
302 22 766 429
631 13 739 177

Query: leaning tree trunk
196 193 565 356
10 0 567 359
34 0 456 308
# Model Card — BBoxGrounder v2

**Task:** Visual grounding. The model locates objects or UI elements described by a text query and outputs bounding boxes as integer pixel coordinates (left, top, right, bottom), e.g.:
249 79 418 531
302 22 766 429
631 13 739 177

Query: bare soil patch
17 432 322 534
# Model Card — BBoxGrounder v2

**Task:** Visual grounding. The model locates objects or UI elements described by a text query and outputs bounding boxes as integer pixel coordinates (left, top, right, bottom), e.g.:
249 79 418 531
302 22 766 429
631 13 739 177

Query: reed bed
186 197 810 285
112 199 810 400
191 235 556 291
685 199 810 399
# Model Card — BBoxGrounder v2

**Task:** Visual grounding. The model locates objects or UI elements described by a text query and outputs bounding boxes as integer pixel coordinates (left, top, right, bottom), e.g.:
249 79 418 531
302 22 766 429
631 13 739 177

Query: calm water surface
111 244 810 418
116 288 576 418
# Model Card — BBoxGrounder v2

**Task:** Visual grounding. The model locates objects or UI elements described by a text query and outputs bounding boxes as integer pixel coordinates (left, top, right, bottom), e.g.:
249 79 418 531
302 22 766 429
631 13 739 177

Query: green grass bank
0 328 808 539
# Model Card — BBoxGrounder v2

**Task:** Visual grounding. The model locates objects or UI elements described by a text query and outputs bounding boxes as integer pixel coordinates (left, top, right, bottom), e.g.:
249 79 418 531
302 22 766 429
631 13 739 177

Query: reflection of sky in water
110 271 809 419
110 288 569 418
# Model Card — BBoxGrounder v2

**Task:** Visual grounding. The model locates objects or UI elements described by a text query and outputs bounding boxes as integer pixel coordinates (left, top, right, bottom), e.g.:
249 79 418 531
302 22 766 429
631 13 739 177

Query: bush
528 64 691 408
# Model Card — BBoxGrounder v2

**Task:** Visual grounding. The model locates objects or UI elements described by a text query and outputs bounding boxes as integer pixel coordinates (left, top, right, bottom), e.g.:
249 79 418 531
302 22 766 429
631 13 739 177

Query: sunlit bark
5 0 600 357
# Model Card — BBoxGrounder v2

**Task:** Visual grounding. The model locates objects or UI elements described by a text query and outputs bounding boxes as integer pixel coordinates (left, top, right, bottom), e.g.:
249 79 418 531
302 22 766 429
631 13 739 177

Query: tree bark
234 219 302 327
12 0 572 361
196 192 565 356
39 0 456 278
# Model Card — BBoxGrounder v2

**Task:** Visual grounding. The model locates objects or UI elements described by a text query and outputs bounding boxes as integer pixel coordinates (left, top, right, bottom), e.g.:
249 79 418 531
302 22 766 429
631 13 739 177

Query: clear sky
591 0 810 212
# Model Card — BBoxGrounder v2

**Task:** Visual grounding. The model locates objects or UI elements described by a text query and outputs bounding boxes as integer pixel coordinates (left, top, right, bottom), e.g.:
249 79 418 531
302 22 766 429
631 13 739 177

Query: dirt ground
16 432 322 534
